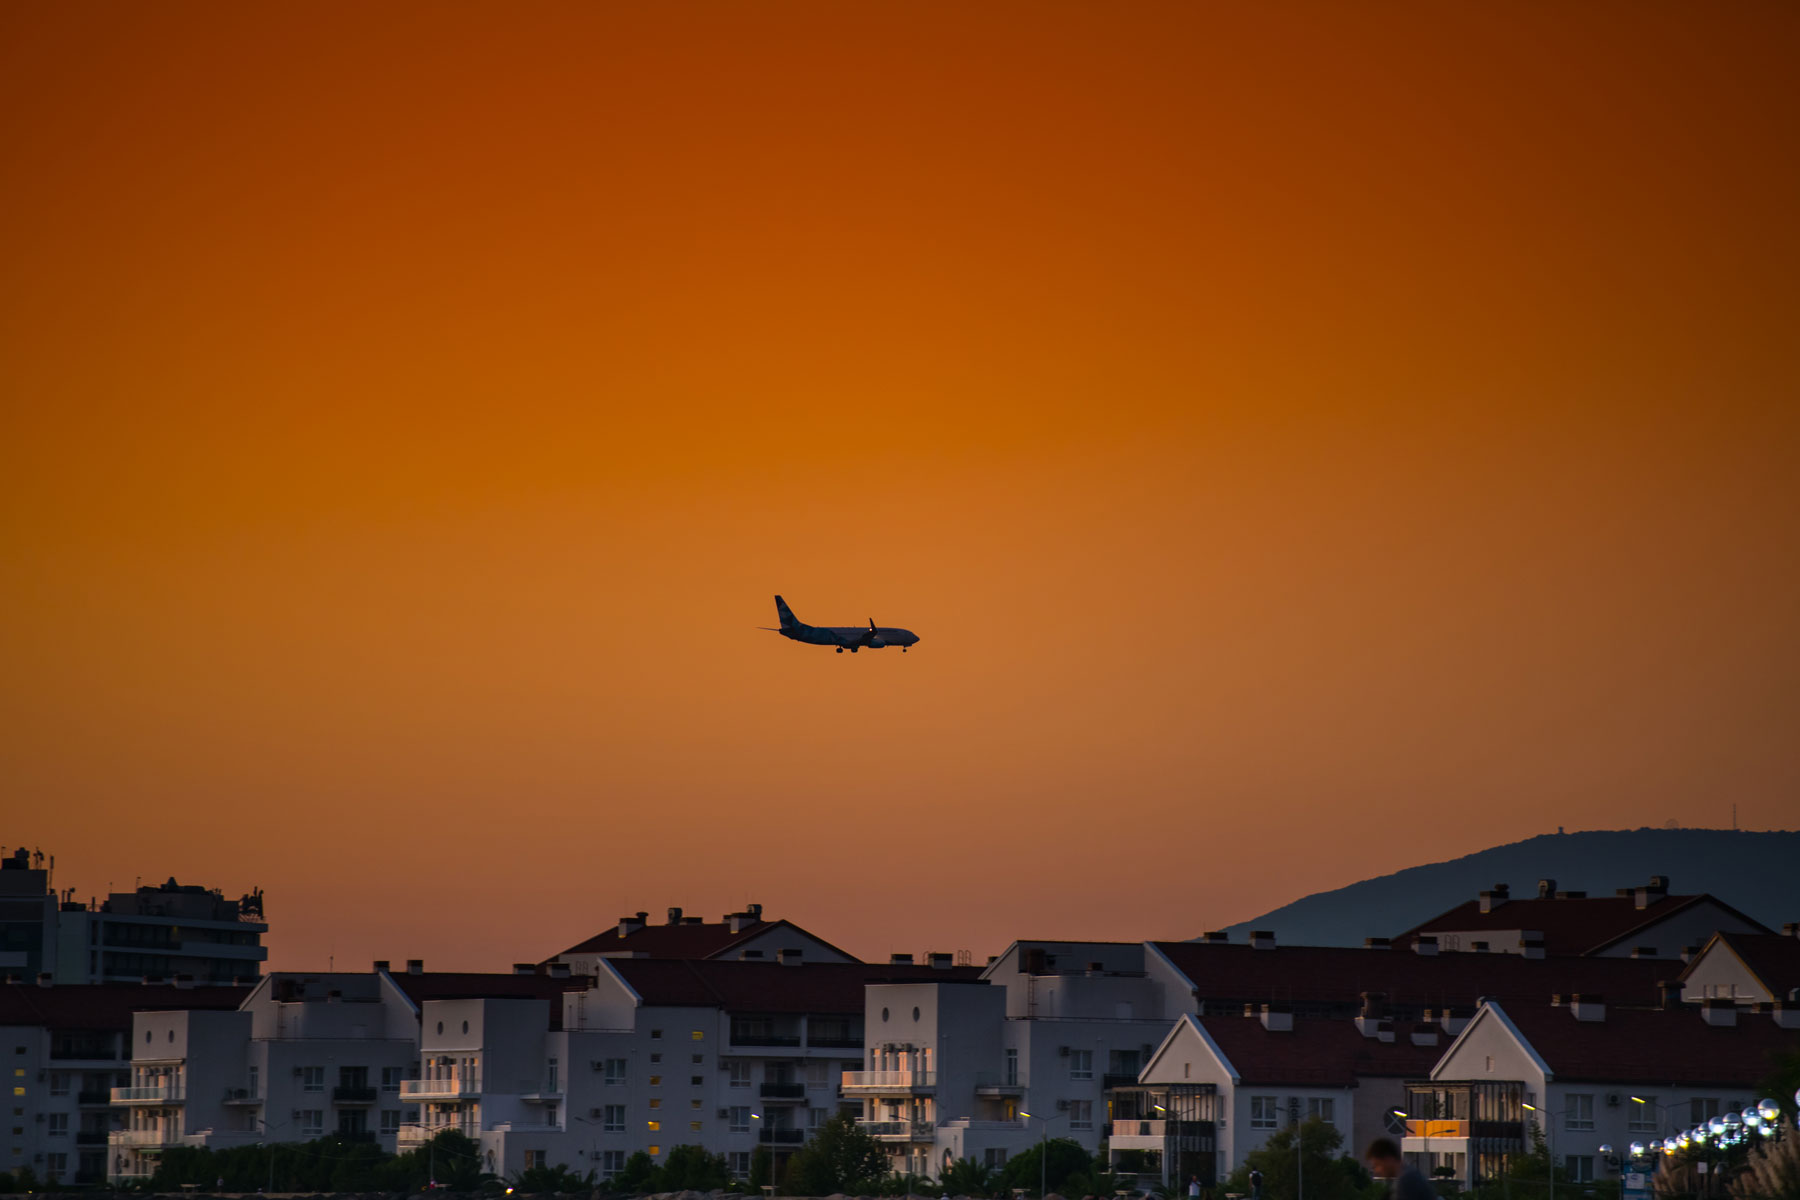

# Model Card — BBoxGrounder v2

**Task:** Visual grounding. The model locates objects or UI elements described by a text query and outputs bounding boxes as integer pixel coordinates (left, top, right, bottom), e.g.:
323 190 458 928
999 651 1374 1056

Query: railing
841 1071 935 1090
1103 1073 1141 1090
400 1078 478 1099
732 1034 802 1047
397 1123 480 1149
860 1120 933 1140
806 1035 864 1048
76 1131 111 1145
973 1072 1022 1091
78 1089 112 1106
761 1082 806 1099
112 1084 184 1103
51 1047 118 1061
110 1129 176 1147
1405 1119 1470 1139
759 1128 805 1144
333 1085 378 1104
942 1118 1028 1132
222 1089 262 1105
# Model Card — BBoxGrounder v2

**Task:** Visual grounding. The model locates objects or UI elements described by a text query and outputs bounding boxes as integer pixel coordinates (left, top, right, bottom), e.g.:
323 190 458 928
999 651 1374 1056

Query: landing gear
849 646 859 653
901 647 908 653
835 646 844 653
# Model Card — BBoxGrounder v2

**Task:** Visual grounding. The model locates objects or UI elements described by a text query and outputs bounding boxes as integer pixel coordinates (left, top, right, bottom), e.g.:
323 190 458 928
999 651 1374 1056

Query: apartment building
0 848 267 986
1394 877 1771 958
1410 995 1800 1188
545 906 857 976
0 982 245 1186
1676 927 1800 1005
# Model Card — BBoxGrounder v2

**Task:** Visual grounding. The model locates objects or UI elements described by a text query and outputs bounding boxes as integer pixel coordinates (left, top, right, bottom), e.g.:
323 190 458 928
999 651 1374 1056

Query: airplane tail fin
774 595 802 631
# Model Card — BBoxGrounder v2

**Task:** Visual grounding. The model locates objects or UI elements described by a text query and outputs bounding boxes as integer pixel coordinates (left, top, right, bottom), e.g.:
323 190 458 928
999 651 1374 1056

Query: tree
942 1156 1000 1197
1222 1118 1367 1200
611 1150 663 1194
750 1146 773 1190
1001 1138 1093 1197
515 1164 591 1193
661 1145 731 1191
785 1113 891 1195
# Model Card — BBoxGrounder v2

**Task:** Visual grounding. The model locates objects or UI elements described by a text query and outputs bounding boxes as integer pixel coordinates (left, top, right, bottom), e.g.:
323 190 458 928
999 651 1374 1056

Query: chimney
1519 933 1546 960
373 960 390 972
778 948 804 967
1555 890 1587 900
738 949 765 960
1479 884 1510 914
1538 878 1556 899
1250 930 1276 950
746 902 763 919
1414 936 1439 957
618 913 646 937
1356 993 1391 1038
1438 1007 1470 1035
1364 937 1392 950
1681 944 1700 963
406 960 423 975
1647 875 1669 896
1410 1025 1440 1047
1570 994 1606 1022
1772 1000 1800 1030
1782 923 1798 938
890 953 915 966
929 952 953 970
35 972 52 988
548 962 571 979
1631 947 1658 959
1258 1004 1293 1032
667 907 683 925
1200 931 1230 944
513 963 535 976
1701 998 1737 1027
1657 981 1681 1009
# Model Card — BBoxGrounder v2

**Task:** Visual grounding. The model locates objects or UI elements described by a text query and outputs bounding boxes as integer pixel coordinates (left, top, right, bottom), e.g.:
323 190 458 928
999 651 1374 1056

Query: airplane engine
866 636 886 648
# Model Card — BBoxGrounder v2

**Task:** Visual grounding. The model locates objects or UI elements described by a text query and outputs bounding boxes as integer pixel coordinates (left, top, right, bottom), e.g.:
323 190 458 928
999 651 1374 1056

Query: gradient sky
3 2 1797 973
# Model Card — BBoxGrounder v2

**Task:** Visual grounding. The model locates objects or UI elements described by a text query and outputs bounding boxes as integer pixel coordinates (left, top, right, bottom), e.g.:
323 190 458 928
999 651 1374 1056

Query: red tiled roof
546 918 857 964
1677 932 1800 998
1193 1014 1446 1087
0 983 249 1030
607 958 985 1013
1152 942 1678 1010
1496 1001 1800 1087
1396 894 1769 957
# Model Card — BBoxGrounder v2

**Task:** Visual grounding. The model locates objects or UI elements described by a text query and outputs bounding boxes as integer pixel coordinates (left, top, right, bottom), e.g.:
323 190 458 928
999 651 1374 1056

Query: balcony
806 1035 864 1048
77 1089 112 1106
110 1128 177 1148
761 1082 806 1100
759 1128 805 1145
973 1071 1023 1095
222 1089 263 1106
76 1131 111 1146
860 1120 934 1141
400 1078 481 1101
112 1084 185 1104
1404 1119 1470 1139
1103 1073 1142 1090
840 1070 935 1094
333 1085 378 1104
732 1033 802 1047
397 1123 480 1151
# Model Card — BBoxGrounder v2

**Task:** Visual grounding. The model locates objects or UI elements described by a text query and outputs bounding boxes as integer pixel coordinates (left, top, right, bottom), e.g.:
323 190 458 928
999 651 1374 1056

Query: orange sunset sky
3 3 1798 972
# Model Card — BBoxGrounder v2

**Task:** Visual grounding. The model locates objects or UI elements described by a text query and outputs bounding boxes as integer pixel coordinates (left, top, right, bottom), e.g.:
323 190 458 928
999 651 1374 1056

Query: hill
1216 828 1800 947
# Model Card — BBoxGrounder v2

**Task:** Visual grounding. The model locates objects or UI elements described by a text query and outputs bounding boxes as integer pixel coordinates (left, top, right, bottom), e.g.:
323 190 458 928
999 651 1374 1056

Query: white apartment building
0 982 245 1186
1412 995 1800 1188
1676 928 1800 1005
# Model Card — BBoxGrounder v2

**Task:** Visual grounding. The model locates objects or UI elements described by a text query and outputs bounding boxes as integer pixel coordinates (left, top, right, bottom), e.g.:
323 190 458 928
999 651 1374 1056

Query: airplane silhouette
761 595 921 654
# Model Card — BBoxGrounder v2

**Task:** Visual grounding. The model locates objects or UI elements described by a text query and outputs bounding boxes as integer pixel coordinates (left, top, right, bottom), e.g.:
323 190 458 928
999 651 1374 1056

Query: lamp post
256 1116 291 1194
1020 1110 1070 1199
1522 1102 1588 1200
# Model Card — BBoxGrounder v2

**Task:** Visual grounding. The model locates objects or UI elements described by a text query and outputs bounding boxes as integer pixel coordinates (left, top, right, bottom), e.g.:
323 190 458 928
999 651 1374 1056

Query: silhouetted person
1366 1138 1434 1200
1248 1168 1263 1199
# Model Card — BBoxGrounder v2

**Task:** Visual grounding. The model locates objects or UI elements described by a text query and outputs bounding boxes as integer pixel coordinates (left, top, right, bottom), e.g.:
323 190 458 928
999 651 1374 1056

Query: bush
1002 1139 1096 1197
661 1145 731 1192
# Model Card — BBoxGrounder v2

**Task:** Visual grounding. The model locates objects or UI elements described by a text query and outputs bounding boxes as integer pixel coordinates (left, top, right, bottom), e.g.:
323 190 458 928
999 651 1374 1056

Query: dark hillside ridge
1213 828 1800 948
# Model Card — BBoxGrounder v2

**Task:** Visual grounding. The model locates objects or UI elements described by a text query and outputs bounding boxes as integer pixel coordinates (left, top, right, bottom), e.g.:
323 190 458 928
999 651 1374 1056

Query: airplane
761 595 921 653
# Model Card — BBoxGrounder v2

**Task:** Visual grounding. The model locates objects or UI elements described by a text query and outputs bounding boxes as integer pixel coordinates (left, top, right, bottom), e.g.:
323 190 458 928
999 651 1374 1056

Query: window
380 1067 402 1092
249 1066 260 1099
525 1150 545 1170
1109 1049 1140 1077
649 1145 660 1156
601 1151 625 1179
649 1075 663 1087
47 1152 67 1178
649 1098 662 1110
728 1062 752 1089
810 1106 829 1129
546 1102 559 1125
603 1106 625 1133
984 1148 1009 1170
1307 1098 1335 1125
48 1073 69 1097
691 1099 703 1110
1567 1157 1594 1184
1005 1049 1019 1086
651 1029 663 1041
380 1110 402 1134
1069 1050 1093 1080
729 1152 751 1177
1251 1096 1279 1129
650 1053 662 1065
1629 1098 1658 1133
604 1059 627 1085
301 1110 324 1137
647 1119 661 1132
47 1113 68 1136
1069 1100 1093 1130
689 1120 702 1132
301 1066 325 1092
691 1030 704 1042
691 1075 703 1086
693 1054 705 1065
806 1061 830 1088
1567 1094 1595 1131
1691 1098 1720 1124
548 1059 559 1093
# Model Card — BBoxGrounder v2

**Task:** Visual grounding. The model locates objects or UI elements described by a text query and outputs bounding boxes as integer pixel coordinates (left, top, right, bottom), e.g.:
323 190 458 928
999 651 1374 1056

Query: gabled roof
1150 941 1677 1010
1481 1000 1800 1087
0 983 249 1031
604 959 984 1014
1676 932 1800 998
1142 1011 1445 1088
1396 894 1770 957
546 917 857 964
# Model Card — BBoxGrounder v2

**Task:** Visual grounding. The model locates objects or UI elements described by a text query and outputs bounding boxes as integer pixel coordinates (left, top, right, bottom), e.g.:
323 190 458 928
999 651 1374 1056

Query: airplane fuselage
769 595 920 653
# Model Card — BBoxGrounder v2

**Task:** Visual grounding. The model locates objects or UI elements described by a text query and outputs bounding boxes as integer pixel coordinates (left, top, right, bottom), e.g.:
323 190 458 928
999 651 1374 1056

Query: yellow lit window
689 1120 702 1132
690 1100 702 1110
649 1099 661 1110
649 1075 662 1087
10 1088 21 1097
648 1145 660 1156
691 1031 703 1042
647 1120 660 1132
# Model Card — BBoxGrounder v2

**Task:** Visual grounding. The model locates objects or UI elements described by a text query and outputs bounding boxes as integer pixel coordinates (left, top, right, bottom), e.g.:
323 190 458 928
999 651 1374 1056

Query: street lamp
256 1116 291 1194
1020 1110 1070 1200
